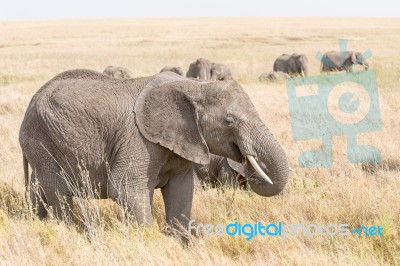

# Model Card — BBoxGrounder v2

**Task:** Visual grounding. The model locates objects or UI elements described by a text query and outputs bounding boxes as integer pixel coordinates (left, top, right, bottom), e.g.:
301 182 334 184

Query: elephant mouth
228 142 243 162
246 155 273 184
228 141 274 185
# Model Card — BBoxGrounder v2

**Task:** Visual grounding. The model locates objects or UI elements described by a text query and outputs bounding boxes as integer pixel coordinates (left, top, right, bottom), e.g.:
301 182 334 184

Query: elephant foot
163 224 191 246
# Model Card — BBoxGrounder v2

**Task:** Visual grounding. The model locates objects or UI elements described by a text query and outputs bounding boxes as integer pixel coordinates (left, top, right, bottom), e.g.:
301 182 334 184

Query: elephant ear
134 72 210 164
186 63 198 78
227 158 246 177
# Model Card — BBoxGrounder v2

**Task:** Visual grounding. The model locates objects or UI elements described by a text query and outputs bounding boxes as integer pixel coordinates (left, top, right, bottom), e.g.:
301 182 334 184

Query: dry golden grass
0 18 399 265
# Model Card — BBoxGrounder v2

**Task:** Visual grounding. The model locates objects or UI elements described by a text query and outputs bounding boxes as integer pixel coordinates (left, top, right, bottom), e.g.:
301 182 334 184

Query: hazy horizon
1 0 399 20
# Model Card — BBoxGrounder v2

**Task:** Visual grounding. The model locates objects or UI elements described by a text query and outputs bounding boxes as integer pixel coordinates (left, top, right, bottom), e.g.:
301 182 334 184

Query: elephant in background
259 71 291 82
193 154 247 189
273 53 308 77
19 70 289 234
160 66 184 76
186 58 212 80
321 51 369 73
210 63 233 81
103 66 132 79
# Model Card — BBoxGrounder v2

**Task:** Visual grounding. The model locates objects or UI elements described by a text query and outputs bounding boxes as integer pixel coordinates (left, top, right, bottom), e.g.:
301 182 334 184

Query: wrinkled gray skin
193 154 247 189
186 58 212 80
273 53 309 77
259 71 291 82
103 66 132 79
210 63 233 81
160 66 184 76
321 51 369 73
19 70 289 235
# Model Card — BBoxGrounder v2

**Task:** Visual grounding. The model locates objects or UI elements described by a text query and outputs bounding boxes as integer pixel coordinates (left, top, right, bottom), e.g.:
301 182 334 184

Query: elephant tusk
289 167 294 172
246 155 273 185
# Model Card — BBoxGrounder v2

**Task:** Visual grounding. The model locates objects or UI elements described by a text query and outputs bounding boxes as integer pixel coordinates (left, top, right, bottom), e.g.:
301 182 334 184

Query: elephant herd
259 51 369 82
19 50 369 239
103 58 233 82
104 50 370 85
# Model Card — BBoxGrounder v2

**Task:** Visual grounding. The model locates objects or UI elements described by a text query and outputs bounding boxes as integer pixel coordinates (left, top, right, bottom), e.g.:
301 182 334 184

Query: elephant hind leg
43 171 74 224
28 171 48 219
30 154 74 224
47 193 74 224
28 168 74 224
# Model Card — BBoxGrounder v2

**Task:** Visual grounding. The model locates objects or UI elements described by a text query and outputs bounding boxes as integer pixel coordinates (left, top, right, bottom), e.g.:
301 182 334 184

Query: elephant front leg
161 167 194 236
108 177 154 225
127 188 154 225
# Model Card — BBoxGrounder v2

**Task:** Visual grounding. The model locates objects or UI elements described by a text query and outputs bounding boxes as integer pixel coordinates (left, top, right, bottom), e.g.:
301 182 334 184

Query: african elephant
103 66 132 79
273 53 308 77
193 154 247 189
186 58 212 80
160 66 184 76
19 70 289 234
321 51 369 73
210 63 233 81
259 71 291 82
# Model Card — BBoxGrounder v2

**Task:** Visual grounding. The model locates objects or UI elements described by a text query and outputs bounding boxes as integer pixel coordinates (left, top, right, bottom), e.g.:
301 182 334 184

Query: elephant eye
225 116 235 127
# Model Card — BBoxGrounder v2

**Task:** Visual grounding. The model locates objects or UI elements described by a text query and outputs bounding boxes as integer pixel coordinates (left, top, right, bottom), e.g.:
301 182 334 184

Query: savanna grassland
0 18 399 265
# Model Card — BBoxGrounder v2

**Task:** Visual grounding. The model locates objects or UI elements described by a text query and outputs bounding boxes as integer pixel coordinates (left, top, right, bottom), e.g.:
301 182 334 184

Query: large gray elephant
210 63 233 81
321 51 369 72
160 66 184 76
273 53 308 77
193 154 247 189
19 70 289 234
259 71 291 82
186 58 212 80
102 66 132 79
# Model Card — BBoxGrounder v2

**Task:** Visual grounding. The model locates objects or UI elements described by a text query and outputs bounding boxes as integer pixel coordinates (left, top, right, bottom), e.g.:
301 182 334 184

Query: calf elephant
160 66 184 76
19 70 289 234
186 58 212 80
193 154 247 189
273 53 308 77
103 66 132 79
321 51 369 72
259 71 291 82
210 63 233 81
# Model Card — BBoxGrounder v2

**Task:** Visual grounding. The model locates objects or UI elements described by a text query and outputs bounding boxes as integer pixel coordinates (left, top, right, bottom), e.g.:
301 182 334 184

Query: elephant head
210 63 233 81
135 74 289 197
352 52 369 70
292 54 309 77
160 66 184 76
186 58 212 80
103 66 132 79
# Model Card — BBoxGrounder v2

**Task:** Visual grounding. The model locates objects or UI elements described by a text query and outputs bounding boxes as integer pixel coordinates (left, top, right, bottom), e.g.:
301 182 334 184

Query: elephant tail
23 154 29 187
23 154 30 199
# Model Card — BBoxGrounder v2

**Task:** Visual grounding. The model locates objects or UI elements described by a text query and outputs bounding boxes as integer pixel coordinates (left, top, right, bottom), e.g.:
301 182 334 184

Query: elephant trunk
241 124 290 197
199 68 208 80
301 65 308 77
